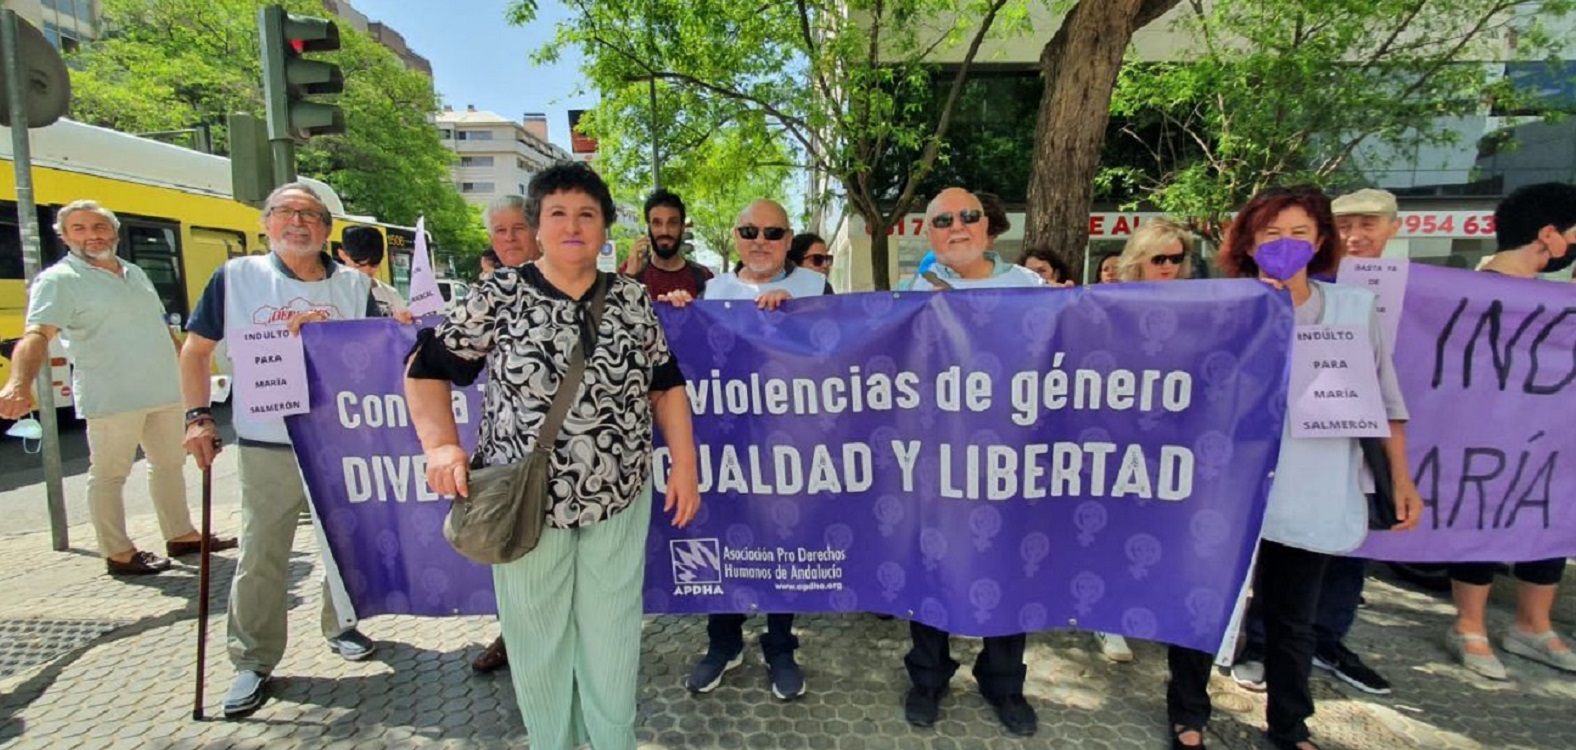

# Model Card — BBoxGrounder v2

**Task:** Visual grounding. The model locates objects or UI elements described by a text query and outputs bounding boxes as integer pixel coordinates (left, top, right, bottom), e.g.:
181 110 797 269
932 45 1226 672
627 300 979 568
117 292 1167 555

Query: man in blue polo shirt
1 200 235 576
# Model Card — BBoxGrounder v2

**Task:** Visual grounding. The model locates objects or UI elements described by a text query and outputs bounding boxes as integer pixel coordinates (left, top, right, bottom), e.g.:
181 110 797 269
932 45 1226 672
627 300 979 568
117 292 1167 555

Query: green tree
1098 0 1576 243
569 88 794 266
66 0 484 255
515 0 1030 289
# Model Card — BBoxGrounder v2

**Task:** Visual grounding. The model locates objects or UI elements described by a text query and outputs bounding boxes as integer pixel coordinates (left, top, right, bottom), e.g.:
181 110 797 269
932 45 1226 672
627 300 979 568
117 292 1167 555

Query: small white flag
406 217 444 317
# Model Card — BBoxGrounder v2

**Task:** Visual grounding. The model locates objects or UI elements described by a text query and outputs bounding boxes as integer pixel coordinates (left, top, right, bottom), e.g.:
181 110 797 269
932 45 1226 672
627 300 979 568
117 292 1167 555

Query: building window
519 184 527 194
438 128 453 140
460 155 495 167
42 0 60 11
457 130 493 141
70 0 93 20
517 157 529 170
459 182 496 194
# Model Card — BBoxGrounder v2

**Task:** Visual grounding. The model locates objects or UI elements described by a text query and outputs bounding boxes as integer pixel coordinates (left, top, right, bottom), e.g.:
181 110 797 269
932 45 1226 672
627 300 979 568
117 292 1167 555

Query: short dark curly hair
524 161 617 229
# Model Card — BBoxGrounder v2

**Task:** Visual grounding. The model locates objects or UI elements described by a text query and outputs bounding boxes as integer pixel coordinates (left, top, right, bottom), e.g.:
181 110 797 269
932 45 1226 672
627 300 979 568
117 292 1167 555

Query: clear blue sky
348 0 595 154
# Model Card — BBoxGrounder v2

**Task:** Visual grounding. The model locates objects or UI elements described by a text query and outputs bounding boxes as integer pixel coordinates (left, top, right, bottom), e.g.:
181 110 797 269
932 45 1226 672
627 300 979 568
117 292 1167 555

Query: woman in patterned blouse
405 162 702 750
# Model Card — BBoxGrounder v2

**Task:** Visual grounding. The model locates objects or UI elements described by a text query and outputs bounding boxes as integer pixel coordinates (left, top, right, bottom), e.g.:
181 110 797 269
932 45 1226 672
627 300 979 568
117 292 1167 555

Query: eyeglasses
736 225 789 241
1150 252 1187 266
269 207 327 225
929 210 983 229
805 253 833 268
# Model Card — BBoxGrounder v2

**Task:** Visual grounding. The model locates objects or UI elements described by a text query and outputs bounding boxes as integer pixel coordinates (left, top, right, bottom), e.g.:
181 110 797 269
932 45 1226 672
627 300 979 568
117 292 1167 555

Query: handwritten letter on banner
288 282 1291 653
1357 264 1576 563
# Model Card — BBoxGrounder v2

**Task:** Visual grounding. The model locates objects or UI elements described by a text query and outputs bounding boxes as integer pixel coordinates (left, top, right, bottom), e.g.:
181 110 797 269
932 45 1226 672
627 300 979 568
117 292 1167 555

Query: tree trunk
869 215 893 291
1023 0 1181 278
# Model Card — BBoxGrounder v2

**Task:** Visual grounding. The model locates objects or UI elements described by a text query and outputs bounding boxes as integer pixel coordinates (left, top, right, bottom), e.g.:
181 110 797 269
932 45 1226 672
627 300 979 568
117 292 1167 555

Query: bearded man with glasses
180 182 385 718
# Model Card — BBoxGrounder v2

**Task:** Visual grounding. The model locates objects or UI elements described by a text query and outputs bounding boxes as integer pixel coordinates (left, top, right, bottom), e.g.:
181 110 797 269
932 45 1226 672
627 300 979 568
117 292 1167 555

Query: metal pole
270 138 296 189
3 9 68 551
192 464 213 721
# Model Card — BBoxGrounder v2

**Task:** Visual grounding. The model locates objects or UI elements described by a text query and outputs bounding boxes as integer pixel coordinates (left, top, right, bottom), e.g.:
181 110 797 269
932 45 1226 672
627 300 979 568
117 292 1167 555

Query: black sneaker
1313 643 1392 695
685 648 743 693
767 653 805 700
984 693 1038 736
903 686 943 728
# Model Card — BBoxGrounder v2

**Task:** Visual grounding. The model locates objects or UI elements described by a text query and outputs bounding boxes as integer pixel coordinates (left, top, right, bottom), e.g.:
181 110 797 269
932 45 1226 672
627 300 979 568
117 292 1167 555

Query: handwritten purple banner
1356 264 1576 562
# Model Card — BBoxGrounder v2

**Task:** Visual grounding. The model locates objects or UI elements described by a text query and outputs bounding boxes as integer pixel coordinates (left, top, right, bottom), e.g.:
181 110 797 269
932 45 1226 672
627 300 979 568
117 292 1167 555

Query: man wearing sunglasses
904 188 1041 738
1 200 236 577
662 199 821 702
661 199 826 309
622 189 714 300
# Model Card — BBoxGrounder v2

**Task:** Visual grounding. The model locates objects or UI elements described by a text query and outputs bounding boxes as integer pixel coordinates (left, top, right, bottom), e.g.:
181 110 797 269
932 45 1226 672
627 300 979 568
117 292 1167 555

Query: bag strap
921 271 955 291
534 273 609 455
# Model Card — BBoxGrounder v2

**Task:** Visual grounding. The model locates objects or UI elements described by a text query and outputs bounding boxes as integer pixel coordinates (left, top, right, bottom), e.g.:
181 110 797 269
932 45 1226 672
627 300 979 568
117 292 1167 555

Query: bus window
0 202 64 280
121 220 186 320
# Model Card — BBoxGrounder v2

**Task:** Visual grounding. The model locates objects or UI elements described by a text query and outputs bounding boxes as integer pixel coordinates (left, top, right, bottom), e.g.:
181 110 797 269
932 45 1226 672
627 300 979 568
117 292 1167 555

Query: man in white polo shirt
0 200 235 576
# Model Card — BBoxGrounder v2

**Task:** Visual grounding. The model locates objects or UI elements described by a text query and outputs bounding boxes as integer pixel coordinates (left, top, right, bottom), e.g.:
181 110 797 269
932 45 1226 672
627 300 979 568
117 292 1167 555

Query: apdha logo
670 539 724 596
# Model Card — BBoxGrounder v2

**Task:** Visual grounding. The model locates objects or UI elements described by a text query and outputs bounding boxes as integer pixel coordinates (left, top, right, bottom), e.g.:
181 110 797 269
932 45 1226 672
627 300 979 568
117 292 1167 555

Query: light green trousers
495 485 652 750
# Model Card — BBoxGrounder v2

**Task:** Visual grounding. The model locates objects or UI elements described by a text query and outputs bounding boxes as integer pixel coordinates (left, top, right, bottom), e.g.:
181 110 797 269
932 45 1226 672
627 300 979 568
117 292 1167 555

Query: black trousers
1168 540 1329 746
905 621 1027 701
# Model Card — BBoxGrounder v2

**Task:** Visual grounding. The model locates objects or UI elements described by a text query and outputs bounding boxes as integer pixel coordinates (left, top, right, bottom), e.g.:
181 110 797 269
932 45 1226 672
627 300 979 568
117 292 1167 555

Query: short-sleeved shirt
187 251 379 341
25 253 180 418
631 261 714 300
408 266 684 529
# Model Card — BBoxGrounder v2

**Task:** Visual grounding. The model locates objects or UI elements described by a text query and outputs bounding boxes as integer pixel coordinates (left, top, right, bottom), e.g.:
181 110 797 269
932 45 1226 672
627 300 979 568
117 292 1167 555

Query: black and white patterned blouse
409 265 684 529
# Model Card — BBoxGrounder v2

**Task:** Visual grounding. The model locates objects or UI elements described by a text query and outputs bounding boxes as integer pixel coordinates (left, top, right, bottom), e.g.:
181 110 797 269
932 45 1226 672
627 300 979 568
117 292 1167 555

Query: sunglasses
805 253 833 267
929 210 983 229
736 225 789 241
1150 252 1187 266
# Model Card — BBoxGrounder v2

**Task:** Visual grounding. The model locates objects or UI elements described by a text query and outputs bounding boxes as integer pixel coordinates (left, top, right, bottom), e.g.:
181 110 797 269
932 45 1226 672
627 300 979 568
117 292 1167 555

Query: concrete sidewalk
0 452 1572 749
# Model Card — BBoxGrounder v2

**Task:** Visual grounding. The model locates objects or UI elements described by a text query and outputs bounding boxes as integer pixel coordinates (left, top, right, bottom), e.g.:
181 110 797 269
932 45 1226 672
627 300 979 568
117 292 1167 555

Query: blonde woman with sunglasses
1117 218 1197 282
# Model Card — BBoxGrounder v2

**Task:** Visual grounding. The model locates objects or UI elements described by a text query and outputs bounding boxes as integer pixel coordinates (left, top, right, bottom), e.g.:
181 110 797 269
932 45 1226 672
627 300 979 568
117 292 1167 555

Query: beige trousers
227 443 353 673
84 404 196 557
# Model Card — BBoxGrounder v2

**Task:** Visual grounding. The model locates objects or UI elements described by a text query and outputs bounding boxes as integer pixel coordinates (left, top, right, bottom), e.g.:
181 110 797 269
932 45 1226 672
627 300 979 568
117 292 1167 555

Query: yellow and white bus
1 119 421 409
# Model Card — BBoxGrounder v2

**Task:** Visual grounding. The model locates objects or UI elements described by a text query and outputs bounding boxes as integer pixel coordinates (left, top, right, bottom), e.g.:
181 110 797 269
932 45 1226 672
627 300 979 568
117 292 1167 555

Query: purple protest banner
1357 264 1576 562
644 281 1289 653
287 317 499 618
286 282 1291 654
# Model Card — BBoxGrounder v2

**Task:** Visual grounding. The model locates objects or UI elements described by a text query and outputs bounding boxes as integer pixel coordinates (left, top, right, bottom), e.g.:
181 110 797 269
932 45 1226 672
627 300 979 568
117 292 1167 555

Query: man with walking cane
181 183 382 718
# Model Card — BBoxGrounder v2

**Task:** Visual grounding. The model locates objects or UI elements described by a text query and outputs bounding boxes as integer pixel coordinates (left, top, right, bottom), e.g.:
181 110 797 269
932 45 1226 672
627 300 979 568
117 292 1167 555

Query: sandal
1172 724 1206 750
1443 627 1508 680
471 635 508 673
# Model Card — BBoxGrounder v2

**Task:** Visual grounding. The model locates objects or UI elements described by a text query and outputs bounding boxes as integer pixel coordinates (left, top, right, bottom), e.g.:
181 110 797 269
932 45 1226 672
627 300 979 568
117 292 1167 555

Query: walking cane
192 460 213 720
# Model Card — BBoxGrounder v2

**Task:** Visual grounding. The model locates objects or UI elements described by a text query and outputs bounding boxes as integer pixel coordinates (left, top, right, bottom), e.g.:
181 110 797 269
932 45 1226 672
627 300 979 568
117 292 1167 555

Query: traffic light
258 5 344 142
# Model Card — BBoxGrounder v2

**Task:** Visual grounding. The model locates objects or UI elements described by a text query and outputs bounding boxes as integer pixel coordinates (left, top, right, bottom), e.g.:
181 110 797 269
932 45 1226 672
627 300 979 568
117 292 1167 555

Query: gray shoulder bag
444 275 609 565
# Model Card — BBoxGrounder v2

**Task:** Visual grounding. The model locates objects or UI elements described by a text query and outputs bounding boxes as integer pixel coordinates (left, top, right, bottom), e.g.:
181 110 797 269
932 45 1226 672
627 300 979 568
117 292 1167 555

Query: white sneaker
1094 632 1134 663
1231 659 1266 691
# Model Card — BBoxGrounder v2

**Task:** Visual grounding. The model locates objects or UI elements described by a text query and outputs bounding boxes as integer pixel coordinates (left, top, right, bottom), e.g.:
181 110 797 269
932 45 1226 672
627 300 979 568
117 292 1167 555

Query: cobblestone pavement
0 450 1573 749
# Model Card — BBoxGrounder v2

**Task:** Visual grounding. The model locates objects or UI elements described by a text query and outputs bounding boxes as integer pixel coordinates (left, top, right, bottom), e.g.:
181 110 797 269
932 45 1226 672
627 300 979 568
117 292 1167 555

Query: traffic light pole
270 137 296 187
3 9 68 551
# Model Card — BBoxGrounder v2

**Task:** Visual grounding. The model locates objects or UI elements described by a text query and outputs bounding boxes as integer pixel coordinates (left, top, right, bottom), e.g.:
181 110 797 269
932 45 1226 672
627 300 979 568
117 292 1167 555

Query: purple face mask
1254 238 1316 281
